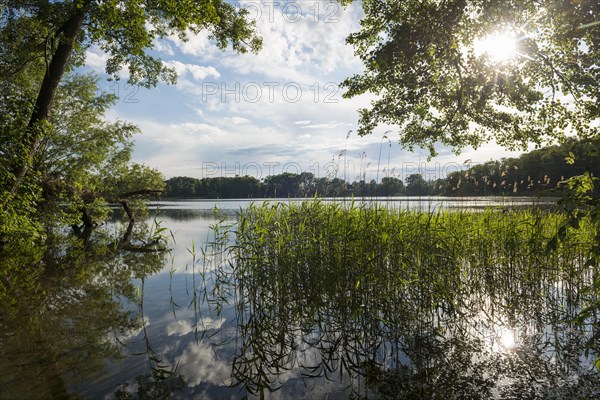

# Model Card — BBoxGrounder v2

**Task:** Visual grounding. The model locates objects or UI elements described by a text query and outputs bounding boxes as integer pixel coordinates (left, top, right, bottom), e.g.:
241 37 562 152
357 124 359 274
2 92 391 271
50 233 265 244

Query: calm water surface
150 195 555 211
1 197 598 399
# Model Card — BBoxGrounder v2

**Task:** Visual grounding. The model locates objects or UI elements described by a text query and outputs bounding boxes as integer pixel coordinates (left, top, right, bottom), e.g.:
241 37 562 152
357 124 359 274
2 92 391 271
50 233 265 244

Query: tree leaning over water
0 0 262 242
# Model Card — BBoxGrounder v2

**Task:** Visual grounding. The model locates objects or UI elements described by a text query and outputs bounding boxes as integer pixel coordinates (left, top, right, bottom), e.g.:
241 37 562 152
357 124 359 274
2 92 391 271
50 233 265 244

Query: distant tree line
441 138 599 196
165 139 599 199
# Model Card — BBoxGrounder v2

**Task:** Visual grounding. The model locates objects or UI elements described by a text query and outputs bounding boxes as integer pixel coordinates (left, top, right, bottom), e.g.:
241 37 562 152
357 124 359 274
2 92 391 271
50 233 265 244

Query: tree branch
117 189 163 199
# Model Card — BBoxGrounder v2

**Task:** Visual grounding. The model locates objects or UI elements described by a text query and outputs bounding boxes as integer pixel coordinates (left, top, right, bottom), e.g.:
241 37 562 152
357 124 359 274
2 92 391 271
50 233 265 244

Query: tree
405 174 428 196
0 71 165 241
341 0 600 359
1 0 261 202
379 176 404 196
30 74 158 224
0 1 262 242
341 0 598 156
165 177 200 198
264 173 304 198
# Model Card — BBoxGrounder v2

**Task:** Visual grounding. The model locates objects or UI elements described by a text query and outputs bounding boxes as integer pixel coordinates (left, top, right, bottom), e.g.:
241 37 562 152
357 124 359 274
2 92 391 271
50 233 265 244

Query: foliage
114 374 186 400
165 173 361 199
0 53 46 243
405 173 428 195
0 0 262 88
163 138 599 199
0 71 165 242
442 137 600 196
339 1 600 296
341 0 599 155
212 200 600 397
0 0 261 244
378 176 405 195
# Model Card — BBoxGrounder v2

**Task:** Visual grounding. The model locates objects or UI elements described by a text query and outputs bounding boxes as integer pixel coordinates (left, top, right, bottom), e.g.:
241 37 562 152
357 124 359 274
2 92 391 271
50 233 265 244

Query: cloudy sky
86 1 523 182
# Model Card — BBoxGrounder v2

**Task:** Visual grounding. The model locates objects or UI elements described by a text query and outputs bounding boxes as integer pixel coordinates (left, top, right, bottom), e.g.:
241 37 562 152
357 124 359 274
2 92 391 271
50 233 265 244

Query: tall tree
1 0 262 197
405 173 428 196
2 72 166 231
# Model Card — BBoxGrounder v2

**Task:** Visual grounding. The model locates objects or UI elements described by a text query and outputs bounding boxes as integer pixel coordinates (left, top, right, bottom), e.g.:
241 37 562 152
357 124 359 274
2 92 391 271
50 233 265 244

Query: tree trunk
81 208 95 228
121 200 134 222
8 7 87 198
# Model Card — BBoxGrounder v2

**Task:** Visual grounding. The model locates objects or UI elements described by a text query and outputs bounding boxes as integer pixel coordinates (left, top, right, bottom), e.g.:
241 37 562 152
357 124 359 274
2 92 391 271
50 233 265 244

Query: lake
1 197 598 399
149 195 556 211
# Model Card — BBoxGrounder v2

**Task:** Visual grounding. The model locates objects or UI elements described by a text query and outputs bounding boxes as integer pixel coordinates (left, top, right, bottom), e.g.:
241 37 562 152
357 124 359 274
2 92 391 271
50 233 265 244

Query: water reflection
215 203 599 399
1 201 598 399
220 263 599 398
150 196 557 213
0 224 184 399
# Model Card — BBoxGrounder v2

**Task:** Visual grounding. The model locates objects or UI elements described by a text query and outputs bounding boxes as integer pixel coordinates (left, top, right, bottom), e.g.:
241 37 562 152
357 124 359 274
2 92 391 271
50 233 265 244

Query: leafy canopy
0 0 262 87
1 71 165 229
341 0 599 156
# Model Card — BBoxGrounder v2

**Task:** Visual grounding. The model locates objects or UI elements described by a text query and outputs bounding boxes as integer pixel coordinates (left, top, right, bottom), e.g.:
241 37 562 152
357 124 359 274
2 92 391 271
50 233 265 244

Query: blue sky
85 1 523 182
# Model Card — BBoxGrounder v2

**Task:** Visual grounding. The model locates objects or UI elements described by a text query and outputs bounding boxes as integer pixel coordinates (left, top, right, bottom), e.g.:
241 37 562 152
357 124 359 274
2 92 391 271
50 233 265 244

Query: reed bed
233 201 597 319
215 200 600 398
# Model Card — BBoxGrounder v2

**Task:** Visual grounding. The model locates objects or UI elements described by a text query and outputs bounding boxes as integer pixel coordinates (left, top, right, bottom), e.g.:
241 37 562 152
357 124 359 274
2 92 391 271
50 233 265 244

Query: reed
214 200 599 398
233 201 596 297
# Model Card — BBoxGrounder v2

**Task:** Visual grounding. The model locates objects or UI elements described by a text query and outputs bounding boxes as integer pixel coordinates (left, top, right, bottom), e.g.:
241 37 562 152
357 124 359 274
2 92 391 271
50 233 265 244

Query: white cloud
200 317 225 330
165 29 216 58
153 39 175 56
302 121 353 130
163 2 363 85
180 122 226 136
122 84 378 178
223 116 251 125
164 60 220 81
167 320 194 336
189 65 220 80
240 2 361 79
166 317 224 336
98 1 528 182
85 46 132 79
175 342 231 387
85 48 109 74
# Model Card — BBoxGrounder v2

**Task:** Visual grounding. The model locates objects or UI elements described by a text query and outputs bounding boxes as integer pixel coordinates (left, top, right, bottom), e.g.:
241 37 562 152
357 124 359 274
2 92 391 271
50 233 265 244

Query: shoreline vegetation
164 138 599 199
2 197 598 397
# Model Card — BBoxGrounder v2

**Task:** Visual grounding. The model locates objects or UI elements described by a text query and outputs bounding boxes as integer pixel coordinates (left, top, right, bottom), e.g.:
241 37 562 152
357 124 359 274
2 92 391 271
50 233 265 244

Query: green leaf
565 152 576 165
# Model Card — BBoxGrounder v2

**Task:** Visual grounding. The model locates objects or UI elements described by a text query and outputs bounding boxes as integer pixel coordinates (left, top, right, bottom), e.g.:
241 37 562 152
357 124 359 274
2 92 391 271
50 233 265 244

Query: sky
85 1 525 182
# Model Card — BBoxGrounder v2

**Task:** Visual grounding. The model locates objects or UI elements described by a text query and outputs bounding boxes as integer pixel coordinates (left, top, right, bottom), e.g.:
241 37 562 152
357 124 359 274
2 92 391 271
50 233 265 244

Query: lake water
1 197 598 399
149 195 556 212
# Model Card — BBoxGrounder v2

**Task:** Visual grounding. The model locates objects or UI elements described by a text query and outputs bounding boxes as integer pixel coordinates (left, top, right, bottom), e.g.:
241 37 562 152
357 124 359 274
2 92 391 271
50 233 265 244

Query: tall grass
215 200 599 398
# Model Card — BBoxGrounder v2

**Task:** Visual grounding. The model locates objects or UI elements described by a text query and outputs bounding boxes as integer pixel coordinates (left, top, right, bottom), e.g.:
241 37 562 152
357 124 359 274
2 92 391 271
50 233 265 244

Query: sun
473 30 518 63
499 329 516 349
488 325 518 352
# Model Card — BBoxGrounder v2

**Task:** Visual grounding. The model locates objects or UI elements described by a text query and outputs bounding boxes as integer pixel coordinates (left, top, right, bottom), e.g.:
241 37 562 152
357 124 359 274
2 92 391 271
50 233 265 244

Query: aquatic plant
212 200 600 398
